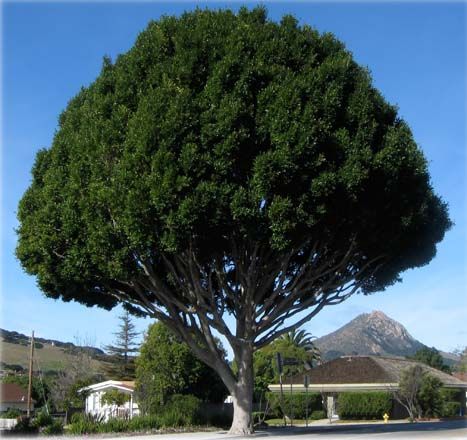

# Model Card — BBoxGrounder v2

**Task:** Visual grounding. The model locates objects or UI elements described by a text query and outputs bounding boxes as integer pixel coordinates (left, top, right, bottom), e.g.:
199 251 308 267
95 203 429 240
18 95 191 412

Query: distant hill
314 311 459 366
0 328 110 373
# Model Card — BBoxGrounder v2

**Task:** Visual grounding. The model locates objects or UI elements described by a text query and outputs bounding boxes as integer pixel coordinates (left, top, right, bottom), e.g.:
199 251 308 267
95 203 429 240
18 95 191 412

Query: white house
79 380 139 421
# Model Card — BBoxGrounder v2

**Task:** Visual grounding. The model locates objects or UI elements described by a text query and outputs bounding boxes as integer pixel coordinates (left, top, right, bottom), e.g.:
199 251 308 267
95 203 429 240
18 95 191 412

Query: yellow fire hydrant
383 413 389 424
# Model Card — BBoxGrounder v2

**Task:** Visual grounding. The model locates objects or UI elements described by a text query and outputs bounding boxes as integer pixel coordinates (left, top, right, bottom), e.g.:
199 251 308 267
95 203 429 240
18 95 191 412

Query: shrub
69 412 85 424
338 392 392 420
0 408 22 418
32 409 53 428
440 401 461 418
266 392 323 419
66 414 100 434
440 388 461 402
42 419 64 435
159 394 202 427
127 415 160 431
98 417 129 433
13 416 38 434
101 389 129 407
310 410 326 420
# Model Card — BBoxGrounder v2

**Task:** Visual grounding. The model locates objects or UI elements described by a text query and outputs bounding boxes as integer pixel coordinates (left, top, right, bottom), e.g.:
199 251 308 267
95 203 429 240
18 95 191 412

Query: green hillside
0 329 111 373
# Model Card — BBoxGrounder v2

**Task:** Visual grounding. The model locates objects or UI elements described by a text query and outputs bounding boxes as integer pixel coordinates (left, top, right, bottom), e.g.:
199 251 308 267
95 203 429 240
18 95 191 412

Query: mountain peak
368 310 389 319
315 311 425 361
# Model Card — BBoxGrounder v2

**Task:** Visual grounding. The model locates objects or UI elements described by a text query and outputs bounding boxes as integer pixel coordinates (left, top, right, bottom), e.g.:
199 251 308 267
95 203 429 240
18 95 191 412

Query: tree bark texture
228 346 254 435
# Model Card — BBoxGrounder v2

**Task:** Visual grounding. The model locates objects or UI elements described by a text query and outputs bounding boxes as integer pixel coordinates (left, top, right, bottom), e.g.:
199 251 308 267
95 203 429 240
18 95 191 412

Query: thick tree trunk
228 346 254 435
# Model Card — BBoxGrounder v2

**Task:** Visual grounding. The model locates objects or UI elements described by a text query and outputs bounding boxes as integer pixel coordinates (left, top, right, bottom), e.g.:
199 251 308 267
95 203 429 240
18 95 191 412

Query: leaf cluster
337 391 392 420
16 7 451 313
135 322 227 414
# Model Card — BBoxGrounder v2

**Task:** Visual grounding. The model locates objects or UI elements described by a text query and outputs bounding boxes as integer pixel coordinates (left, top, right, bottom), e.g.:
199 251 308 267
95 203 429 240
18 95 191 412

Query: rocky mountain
315 310 428 361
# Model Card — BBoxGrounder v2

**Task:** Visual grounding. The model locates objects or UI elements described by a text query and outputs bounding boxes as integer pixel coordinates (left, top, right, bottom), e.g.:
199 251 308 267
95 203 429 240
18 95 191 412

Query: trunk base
228 387 254 435
227 424 254 435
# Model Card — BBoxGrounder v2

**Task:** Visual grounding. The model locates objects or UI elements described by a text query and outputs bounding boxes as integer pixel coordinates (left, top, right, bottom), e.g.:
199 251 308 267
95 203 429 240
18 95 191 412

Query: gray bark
228 345 254 435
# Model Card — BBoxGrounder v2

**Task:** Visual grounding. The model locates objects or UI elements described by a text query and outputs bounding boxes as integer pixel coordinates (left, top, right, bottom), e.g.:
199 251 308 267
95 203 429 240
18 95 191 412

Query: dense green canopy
135 322 227 414
17 7 450 316
16 7 452 433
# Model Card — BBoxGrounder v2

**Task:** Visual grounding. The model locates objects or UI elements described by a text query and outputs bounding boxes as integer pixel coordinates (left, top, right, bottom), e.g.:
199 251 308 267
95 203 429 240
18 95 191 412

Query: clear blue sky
2 2 465 358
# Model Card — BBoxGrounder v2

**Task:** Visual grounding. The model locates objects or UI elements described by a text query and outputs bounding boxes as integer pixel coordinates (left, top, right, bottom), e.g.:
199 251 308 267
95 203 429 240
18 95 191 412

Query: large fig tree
16 7 451 434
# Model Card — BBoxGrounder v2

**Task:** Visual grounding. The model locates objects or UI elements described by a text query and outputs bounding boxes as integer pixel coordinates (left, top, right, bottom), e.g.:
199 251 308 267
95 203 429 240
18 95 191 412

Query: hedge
440 401 461 418
266 392 323 419
338 392 392 420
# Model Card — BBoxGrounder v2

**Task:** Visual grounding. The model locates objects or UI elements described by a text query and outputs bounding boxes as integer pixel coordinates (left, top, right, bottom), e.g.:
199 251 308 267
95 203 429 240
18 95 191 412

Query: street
19 419 464 440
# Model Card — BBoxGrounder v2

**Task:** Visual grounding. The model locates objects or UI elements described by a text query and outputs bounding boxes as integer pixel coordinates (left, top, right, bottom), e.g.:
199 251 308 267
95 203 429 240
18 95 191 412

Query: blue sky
2 2 466 358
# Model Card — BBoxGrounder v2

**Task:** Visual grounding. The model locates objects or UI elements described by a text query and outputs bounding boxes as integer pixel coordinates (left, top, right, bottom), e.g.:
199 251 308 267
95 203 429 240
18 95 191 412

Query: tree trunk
228 346 254 435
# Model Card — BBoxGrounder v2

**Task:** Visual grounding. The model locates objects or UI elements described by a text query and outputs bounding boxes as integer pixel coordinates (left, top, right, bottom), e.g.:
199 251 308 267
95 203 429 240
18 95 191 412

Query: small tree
394 365 442 421
101 389 129 407
280 329 321 366
453 347 467 373
418 374 442 418
408 347 450 373
253 330 318 401
135 322 228 415
395 365 424 421
103 310 140 379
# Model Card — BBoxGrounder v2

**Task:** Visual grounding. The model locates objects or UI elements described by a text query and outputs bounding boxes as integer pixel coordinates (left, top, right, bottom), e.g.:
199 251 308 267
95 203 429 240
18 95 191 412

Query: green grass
0 337 107 372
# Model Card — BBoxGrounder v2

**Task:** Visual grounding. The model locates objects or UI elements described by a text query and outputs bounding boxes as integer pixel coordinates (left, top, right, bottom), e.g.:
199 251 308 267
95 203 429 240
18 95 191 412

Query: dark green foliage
310 410 326 420
266 392 323 419
127 415 160 431
408 347 451 373
159 394 202 427
41 419 64 435
438 388 462 418
32 409 53 428
338 392 392 420
97 417 129 433
17 6 450 315
454 347 467 373
15 9 452 431
440 388 461 402
67 397 201 434
253 334 317 400
0 408 22 418
12 417 38 434
418 374 443 417
135 322 227 414
440 401 461 418
100 389 129 407
67 414 99 435
103 311 139 380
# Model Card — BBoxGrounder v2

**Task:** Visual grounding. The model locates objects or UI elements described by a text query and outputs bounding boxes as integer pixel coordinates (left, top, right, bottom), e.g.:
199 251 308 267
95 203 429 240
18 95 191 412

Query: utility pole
304 375 309 427
276 353 286 427
27 331 35 418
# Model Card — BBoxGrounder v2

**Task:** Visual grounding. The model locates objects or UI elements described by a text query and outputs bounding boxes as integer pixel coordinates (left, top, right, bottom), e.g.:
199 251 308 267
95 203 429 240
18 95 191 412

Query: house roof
268 356 467 393
78 380 135 394
0 383 30 403
453 372 467 382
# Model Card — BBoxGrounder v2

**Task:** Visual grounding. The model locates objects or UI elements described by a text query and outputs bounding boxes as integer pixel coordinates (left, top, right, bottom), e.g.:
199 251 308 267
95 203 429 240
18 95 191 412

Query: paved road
5 420 467 439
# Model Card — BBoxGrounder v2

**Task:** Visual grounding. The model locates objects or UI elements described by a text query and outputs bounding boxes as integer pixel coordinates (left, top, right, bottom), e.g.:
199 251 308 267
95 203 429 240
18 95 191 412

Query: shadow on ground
257 419 467 436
